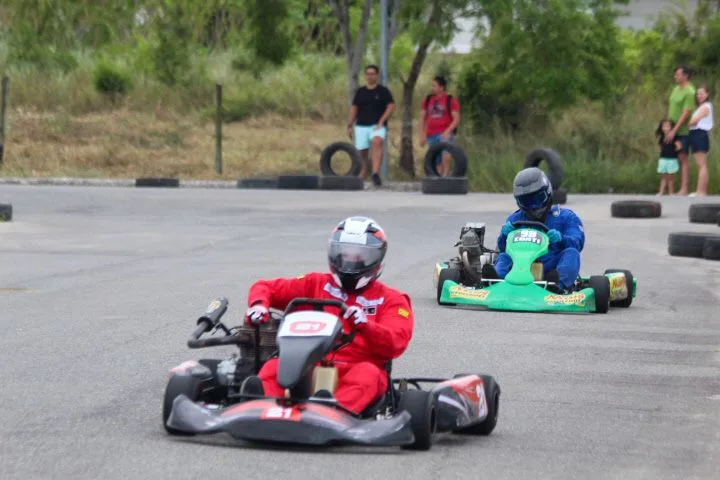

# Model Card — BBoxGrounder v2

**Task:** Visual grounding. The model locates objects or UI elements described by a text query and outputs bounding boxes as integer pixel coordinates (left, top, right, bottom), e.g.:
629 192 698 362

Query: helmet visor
516 190 549 210
328 242 384 274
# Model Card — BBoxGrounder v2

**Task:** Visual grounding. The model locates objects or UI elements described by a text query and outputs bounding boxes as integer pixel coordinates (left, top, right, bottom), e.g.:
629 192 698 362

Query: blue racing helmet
512 167 553 222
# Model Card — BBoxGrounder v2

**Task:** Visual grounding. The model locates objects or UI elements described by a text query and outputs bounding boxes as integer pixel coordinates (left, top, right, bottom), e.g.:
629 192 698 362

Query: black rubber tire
701 236 720 260
688 203 720 224
610 200 662 219
668 232 718 258
319 175 364 191
320 142 362 177
523 148 564 190
276 175 320 190
553 188 567 205
0 203 12 222
437 267 462 305
162 360 222 435
398 389 436 451
423 142 468 177
135 177 180 188
237 177 278 189
452 374 501 435
421 177 468 195
603 268 634 308
717 211 720 226
589 275 610 313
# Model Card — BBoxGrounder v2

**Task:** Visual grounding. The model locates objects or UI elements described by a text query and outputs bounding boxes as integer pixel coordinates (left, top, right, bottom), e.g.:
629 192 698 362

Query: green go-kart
433 220 636 314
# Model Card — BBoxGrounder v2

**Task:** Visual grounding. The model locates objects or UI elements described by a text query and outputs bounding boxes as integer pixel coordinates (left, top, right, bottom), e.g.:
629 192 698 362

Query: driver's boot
240 375 265 397
545 270 570 294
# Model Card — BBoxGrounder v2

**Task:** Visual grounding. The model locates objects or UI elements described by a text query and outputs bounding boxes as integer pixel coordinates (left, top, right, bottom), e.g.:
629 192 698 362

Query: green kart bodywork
433 222 637 314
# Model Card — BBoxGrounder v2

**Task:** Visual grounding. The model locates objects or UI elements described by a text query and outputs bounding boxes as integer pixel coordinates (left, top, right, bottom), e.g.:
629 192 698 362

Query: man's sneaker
239 375 265 397
371 173 382 186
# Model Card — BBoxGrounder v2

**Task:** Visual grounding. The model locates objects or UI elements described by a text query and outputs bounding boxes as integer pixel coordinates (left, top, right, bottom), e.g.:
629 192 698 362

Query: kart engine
455 223 497 282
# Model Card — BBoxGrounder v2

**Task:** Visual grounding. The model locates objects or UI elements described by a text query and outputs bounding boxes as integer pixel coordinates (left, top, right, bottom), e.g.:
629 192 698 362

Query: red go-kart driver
239 216 415 415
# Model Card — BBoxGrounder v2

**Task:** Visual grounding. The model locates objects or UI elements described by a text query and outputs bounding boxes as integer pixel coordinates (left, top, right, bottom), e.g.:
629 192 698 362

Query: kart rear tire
668 232 717 258
162 359 221 435
452 374 500 435
688 203 720 224
437 267 462 305
603 268 634 308
702 236 720 260
610 200 661 219
0 203 12 222
589 275 610 313
398 389 436 451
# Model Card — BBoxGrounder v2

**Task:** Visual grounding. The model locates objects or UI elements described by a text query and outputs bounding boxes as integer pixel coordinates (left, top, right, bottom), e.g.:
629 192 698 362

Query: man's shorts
354 125 386 151
689 129 710 153
657 157 679 174
427 133 455 165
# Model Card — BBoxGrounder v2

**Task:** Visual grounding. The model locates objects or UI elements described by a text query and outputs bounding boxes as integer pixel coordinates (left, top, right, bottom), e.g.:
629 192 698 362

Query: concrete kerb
0 176 422 192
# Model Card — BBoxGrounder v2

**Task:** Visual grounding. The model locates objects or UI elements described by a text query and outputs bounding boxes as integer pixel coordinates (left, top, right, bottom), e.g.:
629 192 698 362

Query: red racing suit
247 272 414 414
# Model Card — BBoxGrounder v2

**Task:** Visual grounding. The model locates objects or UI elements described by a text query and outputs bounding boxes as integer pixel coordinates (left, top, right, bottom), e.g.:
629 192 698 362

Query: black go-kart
163 297 501 450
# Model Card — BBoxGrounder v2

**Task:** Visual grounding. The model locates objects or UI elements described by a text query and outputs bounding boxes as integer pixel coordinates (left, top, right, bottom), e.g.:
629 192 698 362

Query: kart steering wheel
511 220 549 233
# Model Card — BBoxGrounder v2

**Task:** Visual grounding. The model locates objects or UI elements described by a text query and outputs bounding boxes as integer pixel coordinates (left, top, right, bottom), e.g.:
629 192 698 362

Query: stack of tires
236 142 366 191
668 203 720 261
523 148 567 204
421 142 469 195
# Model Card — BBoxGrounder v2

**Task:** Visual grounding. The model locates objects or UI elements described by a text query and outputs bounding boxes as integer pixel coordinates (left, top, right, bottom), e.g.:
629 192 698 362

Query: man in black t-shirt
347 65 395 186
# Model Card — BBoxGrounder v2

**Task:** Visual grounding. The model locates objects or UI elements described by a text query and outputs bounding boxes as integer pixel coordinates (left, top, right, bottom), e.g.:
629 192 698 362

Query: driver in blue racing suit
484 167 585 292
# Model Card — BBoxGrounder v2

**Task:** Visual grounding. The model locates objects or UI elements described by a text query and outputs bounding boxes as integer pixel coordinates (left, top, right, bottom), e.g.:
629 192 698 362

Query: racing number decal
288 321 327 335
261 407 301 421
513 229 541 245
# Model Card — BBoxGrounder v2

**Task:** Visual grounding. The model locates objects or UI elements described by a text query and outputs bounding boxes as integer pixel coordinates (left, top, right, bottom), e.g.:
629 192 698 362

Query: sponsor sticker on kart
544 292 587 306
607 273 628 301
278 312 338 337
448 285 490 301
512 229 542 245
205 300 221 313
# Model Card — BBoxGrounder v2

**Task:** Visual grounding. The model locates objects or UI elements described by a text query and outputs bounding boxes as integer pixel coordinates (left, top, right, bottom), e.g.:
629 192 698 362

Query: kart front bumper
166 395 415 447
438 279 600 313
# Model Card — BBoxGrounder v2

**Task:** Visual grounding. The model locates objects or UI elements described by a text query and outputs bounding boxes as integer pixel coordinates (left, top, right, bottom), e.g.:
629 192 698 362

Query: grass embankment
1 47 718 193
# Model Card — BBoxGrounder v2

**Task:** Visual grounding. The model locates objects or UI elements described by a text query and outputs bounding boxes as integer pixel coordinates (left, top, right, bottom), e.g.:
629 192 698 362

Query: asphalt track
1 185 719 480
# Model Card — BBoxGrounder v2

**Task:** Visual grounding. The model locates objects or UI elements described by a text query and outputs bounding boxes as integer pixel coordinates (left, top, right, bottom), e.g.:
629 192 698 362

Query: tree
457 0 631 133
391 0 474 176
329 0 375 104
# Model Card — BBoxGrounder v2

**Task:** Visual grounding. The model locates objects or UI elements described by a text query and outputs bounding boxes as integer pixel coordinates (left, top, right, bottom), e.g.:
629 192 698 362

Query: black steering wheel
511 220 549 233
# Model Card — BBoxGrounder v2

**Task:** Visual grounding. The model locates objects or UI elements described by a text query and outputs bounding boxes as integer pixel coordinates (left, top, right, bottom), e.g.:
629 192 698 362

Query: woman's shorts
689 129 710 153
657 157 679 174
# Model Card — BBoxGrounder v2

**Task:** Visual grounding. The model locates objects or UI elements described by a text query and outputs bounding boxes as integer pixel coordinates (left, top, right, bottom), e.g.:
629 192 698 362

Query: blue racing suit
494 205 585 290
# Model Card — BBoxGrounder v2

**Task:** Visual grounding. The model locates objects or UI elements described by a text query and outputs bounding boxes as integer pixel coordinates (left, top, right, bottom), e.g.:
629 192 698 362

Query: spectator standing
347 65 395 186
419 76 460 176
665 65 696 196
687 84 713 196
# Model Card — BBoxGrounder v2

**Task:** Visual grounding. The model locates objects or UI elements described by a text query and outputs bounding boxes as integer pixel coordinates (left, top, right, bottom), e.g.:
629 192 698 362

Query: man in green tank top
666 65 696 196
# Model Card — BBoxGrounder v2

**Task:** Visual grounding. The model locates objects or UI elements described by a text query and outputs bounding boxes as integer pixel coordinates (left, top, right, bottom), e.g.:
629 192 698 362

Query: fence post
0 76 9 167
215 83 223 175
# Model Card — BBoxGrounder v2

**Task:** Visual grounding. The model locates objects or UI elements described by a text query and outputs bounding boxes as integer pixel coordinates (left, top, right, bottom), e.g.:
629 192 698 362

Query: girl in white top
688 85 713 196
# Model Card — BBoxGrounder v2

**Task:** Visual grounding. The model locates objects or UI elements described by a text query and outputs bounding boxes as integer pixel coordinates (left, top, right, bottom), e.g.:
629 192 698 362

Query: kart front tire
437 267 462 305
604 268 634 308
452 374 500 436
163 374 203 436
398 390 436 451
589 275 610 313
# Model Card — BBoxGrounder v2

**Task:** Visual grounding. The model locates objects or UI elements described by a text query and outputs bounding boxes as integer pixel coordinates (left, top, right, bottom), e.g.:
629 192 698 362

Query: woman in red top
419 76 461 176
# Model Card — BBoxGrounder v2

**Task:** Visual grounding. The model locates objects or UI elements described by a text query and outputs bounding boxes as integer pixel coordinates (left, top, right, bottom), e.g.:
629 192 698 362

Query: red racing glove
245 305 269 325
343 306 368 331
